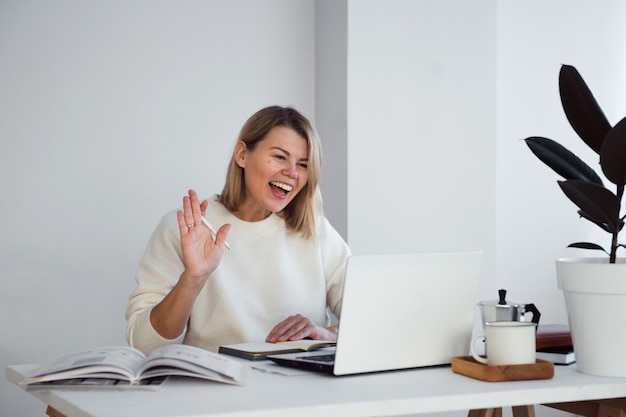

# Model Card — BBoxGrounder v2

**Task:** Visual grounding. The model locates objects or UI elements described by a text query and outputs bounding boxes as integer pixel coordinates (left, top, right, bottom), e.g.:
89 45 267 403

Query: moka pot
477 289 541 328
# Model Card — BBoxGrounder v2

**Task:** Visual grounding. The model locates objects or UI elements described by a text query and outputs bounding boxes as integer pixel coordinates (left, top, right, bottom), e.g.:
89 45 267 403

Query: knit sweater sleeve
125 210 186 354
319 217 351 319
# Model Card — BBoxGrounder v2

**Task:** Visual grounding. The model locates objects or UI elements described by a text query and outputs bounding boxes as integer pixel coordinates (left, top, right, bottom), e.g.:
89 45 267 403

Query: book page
140 344 247 384
24 346 146 383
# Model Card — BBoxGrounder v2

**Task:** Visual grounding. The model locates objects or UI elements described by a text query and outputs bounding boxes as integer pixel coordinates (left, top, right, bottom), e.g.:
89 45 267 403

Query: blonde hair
218 106 323 238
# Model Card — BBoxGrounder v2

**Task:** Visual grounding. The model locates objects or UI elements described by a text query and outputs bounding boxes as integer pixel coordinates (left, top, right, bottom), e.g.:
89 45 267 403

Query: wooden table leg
46 406 68 417
469 406 534 417
512 405 535 417
468 408 503 417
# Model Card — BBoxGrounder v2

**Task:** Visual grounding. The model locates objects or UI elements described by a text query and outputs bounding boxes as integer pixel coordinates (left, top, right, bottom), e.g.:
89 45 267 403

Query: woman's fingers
182 194 194 228
266 314 318 342
200 199 208 217
176 210 189 236
214 224 232 249
182 189 209 229
188 189 203 226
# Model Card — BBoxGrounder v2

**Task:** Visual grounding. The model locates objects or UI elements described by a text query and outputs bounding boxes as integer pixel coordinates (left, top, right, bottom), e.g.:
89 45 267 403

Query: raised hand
176 189 231 287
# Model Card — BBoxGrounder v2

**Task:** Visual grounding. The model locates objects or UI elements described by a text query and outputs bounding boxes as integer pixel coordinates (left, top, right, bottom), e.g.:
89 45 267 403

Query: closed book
219 340 336 360
536 347 576 365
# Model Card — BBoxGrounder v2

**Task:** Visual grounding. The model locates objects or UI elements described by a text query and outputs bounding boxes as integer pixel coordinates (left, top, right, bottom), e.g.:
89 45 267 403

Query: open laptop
267 251 482 376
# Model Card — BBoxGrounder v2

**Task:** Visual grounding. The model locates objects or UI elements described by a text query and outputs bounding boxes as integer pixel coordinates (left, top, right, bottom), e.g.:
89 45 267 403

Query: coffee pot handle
524 303 541 326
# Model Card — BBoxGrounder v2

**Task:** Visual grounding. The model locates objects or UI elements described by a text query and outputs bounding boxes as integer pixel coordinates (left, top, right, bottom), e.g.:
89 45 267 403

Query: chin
268 201 291 213
263 194 296 213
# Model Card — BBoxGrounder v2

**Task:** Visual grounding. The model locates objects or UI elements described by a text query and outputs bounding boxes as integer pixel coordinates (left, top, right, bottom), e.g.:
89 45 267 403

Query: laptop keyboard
297 353 335 363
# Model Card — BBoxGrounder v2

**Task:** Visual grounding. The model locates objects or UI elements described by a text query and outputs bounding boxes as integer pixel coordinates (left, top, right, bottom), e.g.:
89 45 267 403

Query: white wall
0 1 315 415
315 0 348 238
346 0 498 296
3 1 626 416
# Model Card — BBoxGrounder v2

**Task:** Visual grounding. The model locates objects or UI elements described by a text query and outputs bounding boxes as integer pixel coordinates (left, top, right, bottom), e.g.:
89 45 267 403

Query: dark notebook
536 324 572 350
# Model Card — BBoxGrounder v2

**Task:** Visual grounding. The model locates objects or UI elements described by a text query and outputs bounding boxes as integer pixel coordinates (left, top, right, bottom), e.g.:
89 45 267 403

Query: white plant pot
557 258 626 377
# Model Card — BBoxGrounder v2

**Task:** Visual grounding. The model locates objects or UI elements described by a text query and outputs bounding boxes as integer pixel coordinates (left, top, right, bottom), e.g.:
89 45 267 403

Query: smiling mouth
270 181 294 196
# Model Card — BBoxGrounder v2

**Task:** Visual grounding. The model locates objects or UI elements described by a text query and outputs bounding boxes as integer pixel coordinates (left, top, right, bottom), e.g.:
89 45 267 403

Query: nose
285 163 298 179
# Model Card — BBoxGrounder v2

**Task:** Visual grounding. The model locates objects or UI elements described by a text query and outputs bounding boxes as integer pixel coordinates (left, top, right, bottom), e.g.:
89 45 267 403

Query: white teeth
270 181 293 192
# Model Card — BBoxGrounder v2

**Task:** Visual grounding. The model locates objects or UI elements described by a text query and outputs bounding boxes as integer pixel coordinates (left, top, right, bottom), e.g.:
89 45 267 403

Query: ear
234 141 247 168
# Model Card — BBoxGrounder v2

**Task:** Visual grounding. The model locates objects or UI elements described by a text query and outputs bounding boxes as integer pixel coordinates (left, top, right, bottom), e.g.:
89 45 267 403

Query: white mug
470 321 536 366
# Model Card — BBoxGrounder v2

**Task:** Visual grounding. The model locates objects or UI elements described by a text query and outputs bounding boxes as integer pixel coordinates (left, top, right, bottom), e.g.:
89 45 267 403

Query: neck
234 204 272 222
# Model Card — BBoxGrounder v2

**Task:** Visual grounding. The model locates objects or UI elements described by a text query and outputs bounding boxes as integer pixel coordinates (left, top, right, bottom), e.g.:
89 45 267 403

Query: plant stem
612 184 625 263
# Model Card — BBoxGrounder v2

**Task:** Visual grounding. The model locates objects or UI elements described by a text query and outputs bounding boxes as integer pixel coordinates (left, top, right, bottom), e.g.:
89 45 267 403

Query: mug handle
470 332 488 364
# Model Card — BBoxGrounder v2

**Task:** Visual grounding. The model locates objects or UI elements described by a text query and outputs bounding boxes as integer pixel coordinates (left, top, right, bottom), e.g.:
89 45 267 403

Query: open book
219 340 336 360
21 344 248 389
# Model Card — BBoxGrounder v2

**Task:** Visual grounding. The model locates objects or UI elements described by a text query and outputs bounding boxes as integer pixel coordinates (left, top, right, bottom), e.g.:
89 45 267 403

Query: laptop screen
332 251 482 375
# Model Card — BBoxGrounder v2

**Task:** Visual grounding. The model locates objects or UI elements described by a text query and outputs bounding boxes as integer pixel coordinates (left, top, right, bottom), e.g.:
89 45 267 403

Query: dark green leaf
567 242 608 254
577 209 614 233
525 136 603 185
558 180 620 232
559 65 612 154
600 117 626 187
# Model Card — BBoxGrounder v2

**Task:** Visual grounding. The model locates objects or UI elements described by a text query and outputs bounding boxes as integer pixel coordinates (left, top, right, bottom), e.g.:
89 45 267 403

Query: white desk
7 362 626 417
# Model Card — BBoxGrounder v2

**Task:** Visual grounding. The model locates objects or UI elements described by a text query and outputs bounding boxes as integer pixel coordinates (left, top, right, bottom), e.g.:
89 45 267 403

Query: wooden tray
451 356 554 382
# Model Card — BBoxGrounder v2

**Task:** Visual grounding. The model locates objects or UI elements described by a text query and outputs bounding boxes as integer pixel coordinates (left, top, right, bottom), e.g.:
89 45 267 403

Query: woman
126 106 351 354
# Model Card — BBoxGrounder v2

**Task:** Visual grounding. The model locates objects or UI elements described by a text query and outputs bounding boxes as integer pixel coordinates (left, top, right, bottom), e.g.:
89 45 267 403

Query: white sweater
126 196 351 354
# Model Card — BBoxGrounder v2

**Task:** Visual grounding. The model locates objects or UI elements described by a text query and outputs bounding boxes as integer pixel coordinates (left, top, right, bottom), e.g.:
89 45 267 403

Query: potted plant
524 64 626 377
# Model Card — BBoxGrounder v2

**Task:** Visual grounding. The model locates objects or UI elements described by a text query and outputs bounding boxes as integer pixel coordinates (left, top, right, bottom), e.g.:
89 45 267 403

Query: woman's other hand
266 314 338 343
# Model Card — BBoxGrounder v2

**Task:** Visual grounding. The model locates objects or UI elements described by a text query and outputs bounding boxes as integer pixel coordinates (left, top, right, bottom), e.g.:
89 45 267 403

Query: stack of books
535 324 575 365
